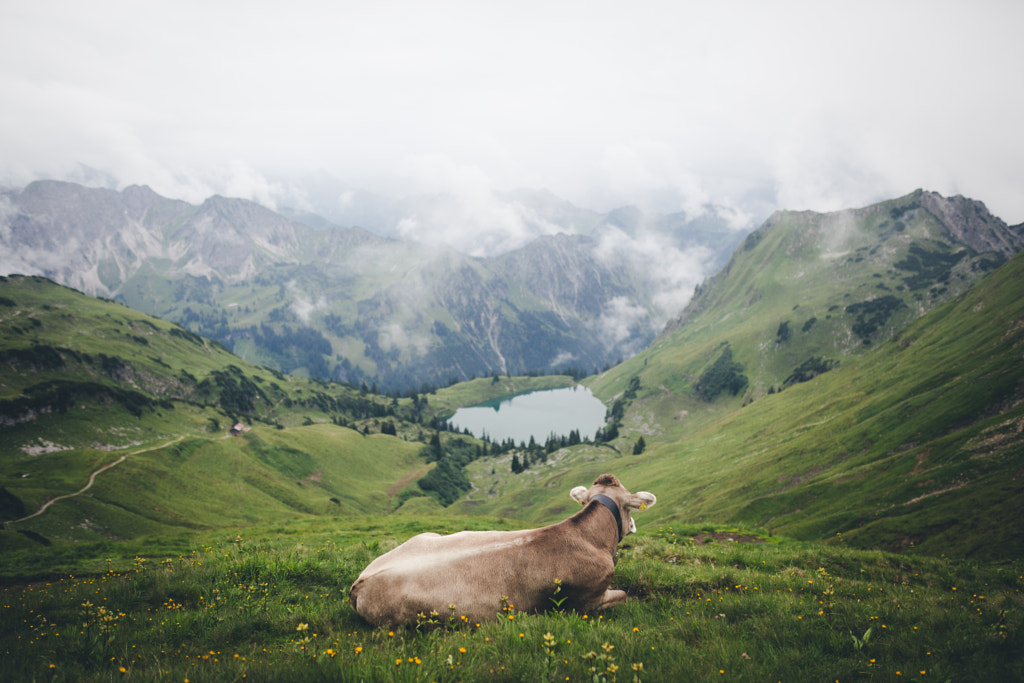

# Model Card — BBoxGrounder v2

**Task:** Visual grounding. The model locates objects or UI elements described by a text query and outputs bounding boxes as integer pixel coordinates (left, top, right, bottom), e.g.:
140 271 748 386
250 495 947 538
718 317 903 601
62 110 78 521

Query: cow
348 473 657 626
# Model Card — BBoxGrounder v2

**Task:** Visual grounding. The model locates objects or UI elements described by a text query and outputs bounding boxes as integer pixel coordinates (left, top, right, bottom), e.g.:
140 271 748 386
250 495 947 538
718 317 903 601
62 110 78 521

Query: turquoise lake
447 386 607 444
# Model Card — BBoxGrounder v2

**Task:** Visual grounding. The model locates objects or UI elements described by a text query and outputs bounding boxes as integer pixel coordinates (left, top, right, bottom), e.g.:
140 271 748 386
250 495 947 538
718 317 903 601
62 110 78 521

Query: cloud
593 296 650 351
595 225 712 329
388 157 567 255
549 350 578 369
819 209 871 261
379 322 432 357
286 281 327 324
715 205 755 232
1 1 1022 227
289 296 321 325
592 141 712 218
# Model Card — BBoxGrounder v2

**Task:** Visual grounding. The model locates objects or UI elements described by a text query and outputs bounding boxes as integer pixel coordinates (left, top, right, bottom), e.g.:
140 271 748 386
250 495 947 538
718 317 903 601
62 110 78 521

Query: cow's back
350 528 568 625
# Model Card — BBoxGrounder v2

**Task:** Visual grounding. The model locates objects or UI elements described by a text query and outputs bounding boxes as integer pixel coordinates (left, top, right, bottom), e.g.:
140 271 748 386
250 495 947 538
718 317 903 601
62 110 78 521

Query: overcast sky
2 0 1022 229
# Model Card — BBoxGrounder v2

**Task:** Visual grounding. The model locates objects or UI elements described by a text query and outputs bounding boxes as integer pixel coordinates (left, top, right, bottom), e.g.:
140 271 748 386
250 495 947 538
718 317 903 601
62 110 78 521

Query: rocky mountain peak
917 189 1023 258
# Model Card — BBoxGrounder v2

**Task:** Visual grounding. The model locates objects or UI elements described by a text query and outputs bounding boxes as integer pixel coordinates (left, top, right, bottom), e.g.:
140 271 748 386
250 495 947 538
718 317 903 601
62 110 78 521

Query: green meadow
2 517 1021 682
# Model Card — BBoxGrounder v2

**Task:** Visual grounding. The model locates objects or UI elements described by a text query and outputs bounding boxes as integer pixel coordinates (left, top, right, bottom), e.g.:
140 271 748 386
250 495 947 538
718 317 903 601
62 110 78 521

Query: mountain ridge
3 180 713 390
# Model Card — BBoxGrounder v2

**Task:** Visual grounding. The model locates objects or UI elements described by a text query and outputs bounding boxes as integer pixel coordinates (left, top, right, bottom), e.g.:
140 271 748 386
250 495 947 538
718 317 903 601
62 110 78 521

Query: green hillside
590 191 1011 408
0 274 392 445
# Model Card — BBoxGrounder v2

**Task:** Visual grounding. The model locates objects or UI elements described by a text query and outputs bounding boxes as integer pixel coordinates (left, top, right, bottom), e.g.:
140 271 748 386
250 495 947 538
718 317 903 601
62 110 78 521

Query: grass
1 425 429 554
2 516 1021 682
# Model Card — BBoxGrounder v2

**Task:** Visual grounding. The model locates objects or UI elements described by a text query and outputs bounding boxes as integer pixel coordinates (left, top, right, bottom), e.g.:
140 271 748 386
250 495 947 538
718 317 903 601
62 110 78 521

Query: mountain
2 181 726 391
519 190 1023 559
591 190 1022 405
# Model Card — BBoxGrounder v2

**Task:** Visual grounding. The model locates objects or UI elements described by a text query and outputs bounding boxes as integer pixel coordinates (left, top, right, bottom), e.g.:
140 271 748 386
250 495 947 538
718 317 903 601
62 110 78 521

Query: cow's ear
570 486 589 505
630 492 657 510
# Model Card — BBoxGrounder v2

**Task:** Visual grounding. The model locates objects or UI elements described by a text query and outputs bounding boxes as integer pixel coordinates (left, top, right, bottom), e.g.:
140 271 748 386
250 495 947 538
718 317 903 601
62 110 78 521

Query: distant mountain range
0 180 747 391
3 182 1021 395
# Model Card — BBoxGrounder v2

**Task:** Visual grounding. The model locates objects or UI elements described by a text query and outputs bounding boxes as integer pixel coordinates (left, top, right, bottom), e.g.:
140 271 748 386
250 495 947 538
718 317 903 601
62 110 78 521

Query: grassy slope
1 516 1021 682
3 425 427 555
589 193 999 403
0 273 418 432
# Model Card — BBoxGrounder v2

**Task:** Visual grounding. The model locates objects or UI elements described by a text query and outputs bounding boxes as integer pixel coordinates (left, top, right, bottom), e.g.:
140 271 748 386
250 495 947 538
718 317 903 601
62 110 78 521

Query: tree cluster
415 434 480 506
598 375 641 444
783 356 838 388
695 344 748 402
845 295 906 344
894 243 967 291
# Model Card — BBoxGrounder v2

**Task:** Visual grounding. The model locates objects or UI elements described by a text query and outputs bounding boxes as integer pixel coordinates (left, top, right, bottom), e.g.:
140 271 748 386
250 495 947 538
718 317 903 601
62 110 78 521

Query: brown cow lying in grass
349 474 657 626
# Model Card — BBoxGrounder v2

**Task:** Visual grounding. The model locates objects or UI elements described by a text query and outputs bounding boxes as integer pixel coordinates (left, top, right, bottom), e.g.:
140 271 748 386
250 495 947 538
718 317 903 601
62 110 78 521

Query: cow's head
570 474 657 538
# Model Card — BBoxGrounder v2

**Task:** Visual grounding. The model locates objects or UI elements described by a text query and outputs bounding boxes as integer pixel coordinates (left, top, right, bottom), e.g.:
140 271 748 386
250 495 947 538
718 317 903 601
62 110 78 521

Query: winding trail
10 436 185 524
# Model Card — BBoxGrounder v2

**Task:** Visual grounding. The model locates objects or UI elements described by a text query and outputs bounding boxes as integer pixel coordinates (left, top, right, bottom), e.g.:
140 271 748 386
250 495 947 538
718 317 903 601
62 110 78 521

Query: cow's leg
593 588 627 611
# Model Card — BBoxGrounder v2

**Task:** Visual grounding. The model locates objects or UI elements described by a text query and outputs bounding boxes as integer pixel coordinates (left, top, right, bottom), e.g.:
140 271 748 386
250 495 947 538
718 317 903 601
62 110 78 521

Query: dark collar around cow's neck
590 494 623 542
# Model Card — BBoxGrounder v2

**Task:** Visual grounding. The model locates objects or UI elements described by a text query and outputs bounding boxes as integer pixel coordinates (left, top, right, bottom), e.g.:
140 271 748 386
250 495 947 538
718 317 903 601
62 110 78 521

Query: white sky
2 0 1023 226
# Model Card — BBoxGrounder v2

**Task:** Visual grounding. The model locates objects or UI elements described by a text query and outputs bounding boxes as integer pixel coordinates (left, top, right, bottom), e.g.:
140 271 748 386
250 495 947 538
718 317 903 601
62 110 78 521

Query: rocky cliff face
0 182 182 294
917 189 1024 257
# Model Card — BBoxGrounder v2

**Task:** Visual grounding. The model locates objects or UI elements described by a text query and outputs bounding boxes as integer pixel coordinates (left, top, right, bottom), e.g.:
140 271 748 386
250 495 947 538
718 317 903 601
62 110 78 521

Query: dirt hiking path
11 436 185 523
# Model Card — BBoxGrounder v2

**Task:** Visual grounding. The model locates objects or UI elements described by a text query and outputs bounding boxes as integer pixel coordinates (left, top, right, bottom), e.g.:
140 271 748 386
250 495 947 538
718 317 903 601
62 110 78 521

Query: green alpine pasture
2 518 1021 682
